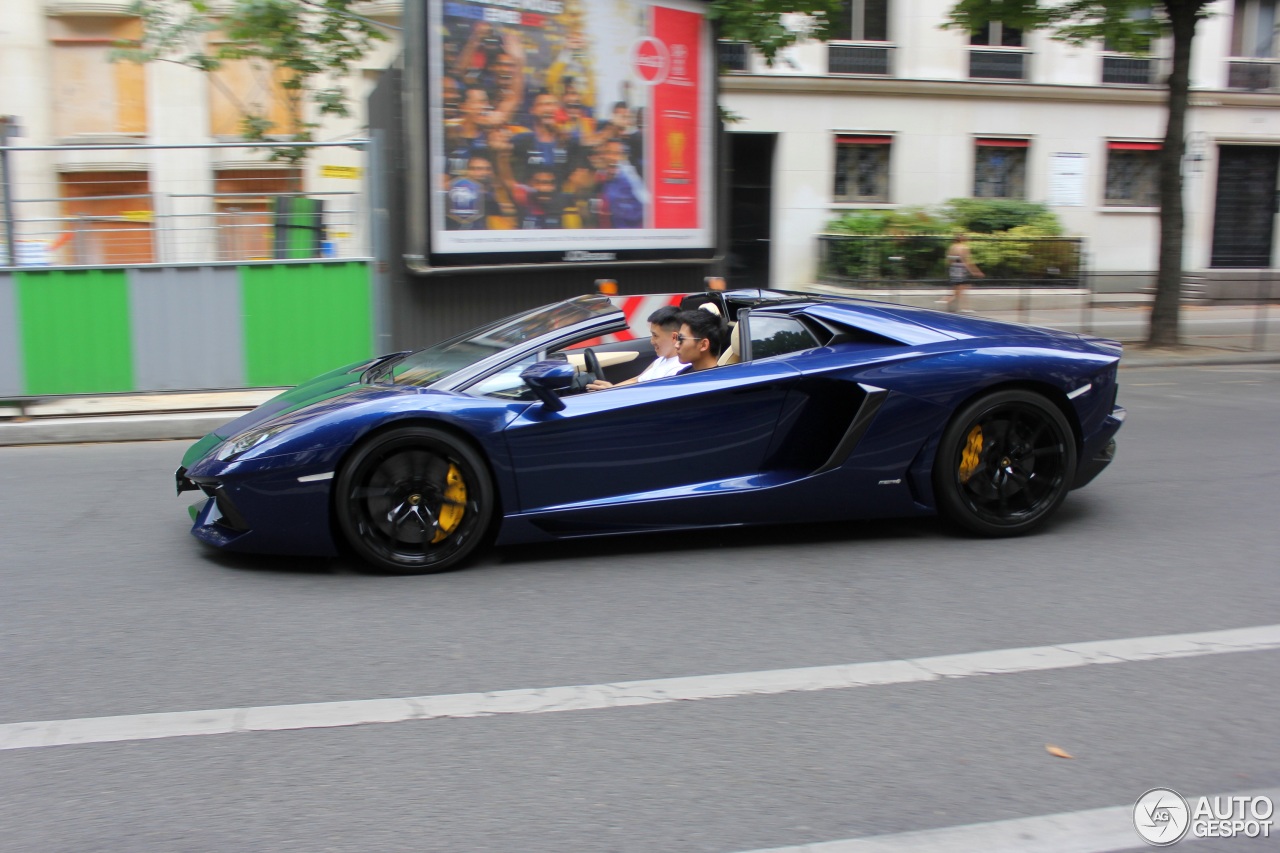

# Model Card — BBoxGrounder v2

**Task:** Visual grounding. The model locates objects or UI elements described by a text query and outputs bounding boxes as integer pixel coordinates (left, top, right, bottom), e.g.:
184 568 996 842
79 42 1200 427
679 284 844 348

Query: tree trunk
1149 0 1201 347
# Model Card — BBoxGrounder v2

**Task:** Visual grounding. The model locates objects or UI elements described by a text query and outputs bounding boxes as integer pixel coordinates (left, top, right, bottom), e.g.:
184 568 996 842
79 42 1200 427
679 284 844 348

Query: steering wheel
583 347 602 379
569 347 602 392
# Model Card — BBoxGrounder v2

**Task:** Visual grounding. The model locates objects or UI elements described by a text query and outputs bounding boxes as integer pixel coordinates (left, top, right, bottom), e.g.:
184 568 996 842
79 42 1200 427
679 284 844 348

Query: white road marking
731 787 1280 853
2 624 1277 752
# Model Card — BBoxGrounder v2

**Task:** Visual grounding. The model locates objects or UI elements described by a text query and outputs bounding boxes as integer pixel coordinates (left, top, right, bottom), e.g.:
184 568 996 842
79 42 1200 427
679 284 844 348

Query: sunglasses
676 335 705 344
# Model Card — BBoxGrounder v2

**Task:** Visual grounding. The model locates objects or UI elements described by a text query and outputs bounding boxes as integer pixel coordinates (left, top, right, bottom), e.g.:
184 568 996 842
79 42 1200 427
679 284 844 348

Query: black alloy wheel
934 389 1077 537
336 426 494 574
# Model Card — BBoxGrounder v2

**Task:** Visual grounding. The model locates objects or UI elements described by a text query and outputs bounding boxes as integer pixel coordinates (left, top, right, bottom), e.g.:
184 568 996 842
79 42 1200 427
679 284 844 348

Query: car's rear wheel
933 390 1077 537
336 426 494 574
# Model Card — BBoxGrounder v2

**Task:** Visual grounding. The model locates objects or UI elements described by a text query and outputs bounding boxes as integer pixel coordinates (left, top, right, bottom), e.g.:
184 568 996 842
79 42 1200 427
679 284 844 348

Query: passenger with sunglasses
673 308 725 373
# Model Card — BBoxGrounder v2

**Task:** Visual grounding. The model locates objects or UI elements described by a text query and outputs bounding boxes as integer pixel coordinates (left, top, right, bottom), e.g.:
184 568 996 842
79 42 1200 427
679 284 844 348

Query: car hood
180 353 409 467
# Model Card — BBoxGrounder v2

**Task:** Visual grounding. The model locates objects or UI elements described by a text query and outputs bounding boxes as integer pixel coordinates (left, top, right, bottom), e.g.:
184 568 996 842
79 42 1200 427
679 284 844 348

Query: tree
709 0 845 65
945 0 1211 347
117 0 390 164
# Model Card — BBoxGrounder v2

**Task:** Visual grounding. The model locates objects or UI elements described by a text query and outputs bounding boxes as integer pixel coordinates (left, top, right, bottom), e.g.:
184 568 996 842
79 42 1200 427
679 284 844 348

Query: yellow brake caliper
958 425 984 483
432 463 467 543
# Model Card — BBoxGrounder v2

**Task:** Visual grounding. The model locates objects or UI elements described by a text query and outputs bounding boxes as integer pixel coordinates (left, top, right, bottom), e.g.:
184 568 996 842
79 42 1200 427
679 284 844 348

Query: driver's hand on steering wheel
586 379 614 392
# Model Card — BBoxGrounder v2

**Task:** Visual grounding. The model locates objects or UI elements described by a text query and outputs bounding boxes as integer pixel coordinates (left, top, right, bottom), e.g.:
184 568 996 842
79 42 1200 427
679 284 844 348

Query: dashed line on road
729 786 1280 853
2 624 1278 752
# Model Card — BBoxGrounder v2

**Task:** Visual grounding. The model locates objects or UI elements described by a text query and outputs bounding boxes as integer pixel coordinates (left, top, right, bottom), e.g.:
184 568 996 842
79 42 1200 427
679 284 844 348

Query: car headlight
214 423 296 462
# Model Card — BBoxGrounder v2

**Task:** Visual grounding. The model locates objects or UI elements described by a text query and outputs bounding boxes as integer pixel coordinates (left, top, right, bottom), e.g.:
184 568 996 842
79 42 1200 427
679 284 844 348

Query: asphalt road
2 364 1278 852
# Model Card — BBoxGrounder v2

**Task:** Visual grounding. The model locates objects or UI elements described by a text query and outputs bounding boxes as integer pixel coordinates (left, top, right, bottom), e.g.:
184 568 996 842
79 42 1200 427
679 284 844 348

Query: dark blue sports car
176 289 1125 574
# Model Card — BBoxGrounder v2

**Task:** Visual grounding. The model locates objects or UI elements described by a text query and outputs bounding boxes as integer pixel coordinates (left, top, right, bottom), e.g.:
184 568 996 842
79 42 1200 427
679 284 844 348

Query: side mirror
520 360 577 412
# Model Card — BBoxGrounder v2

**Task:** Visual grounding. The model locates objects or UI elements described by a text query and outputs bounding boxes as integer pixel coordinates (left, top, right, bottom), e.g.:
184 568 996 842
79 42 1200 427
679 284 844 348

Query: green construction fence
0 261 373 397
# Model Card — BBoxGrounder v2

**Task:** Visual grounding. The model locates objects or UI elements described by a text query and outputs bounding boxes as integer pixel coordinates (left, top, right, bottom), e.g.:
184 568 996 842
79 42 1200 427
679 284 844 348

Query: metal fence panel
241 262 373 387
128 266 244 390
1 141 370 269
0 271 21 396
17 268 134 395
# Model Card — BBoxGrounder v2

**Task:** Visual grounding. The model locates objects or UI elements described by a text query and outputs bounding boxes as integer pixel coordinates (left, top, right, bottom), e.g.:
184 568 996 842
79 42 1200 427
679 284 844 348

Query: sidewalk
2 298 1278 447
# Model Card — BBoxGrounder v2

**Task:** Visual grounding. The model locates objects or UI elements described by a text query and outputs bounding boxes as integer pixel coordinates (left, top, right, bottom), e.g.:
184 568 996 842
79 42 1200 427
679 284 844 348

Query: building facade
3 0 1280 289
0 0 403 267
718 0 1280 290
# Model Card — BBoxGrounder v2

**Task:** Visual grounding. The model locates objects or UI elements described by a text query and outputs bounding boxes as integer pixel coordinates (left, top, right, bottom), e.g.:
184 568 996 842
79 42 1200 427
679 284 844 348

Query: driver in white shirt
587 305 686 390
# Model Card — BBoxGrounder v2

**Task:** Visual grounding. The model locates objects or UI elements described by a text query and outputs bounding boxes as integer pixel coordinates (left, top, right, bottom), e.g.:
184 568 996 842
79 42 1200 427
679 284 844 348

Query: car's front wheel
933 390 1077 537
336 426 494 574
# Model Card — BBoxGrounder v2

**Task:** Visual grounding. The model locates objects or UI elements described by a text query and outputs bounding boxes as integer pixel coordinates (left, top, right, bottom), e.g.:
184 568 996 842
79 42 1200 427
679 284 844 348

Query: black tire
933 389 1077 537
335 426 494 574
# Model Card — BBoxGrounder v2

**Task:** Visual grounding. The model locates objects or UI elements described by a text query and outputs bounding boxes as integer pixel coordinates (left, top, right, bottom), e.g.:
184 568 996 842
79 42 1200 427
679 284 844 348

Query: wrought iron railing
718 41 750 73
828 44 893 76
969 49 1028 81
1102 55 1156 85
1226 59 1280 90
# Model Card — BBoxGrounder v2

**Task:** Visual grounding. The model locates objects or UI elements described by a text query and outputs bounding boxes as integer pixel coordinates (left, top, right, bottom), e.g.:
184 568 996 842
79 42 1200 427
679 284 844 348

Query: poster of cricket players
428 0 714 258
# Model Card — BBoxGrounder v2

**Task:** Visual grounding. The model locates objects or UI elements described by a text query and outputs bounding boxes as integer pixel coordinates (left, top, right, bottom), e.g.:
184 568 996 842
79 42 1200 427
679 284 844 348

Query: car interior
468 291 904 402
560 293 819 386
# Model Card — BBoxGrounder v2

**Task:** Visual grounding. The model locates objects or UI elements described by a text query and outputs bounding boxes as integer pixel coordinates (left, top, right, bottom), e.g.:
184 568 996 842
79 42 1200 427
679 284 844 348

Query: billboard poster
425 0 716 266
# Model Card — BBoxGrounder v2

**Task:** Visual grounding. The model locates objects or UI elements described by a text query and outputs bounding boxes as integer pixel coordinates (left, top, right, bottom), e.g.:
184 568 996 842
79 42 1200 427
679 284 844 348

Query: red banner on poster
649 6 701 229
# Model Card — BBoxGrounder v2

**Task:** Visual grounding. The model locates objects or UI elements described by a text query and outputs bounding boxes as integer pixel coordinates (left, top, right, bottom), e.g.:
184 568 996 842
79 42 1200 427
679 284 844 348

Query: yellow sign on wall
121 210 153 222
321 165 361 179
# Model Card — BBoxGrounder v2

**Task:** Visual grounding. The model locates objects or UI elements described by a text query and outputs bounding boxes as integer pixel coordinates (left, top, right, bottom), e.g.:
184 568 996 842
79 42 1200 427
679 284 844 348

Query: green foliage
827 199 1061 237
117 0 388 163
968 224 1078 279
709 0 846 64
943 0 1175 51
941 198 1063 234
823 209 951 279
826 210 895 234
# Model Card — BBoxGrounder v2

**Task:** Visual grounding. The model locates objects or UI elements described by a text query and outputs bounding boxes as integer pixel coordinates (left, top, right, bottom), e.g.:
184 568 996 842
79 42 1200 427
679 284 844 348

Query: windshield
386 297 617 387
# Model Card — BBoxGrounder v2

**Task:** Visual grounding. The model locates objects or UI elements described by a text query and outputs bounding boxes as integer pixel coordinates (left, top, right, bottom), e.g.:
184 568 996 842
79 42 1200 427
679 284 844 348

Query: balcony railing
1102 55 1156 85
969 49 1028 81
828 43 893 76
1226 59 1280 90
718 41 750 73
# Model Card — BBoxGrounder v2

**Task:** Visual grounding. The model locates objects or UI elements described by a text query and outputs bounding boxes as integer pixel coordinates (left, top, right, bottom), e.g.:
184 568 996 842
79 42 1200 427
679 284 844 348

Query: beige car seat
718 322 742 366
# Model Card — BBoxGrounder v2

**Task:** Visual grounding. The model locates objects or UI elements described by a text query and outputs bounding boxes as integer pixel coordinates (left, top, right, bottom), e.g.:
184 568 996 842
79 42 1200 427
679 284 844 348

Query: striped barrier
576 293 688 348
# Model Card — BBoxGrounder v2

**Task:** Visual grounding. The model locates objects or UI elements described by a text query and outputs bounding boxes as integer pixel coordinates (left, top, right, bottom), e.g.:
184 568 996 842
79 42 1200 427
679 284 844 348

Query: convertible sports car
176 289 1125 574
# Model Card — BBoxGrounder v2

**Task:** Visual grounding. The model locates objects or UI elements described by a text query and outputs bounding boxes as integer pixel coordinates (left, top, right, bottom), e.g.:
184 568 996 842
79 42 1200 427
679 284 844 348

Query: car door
502 358 801 514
